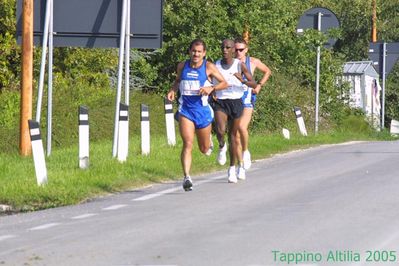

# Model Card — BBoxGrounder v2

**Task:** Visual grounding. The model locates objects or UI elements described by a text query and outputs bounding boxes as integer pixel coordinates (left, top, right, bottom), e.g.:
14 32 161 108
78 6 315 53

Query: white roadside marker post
294 107 308 136
164 97 176 146
141 104 150 155
390 119 399 136
78 106 89 169
28 120 48 186
282 128 291 139
117 103 129 162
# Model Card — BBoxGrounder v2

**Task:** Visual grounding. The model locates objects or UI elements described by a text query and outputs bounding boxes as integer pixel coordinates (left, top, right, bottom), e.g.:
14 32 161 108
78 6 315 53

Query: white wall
343 74 381 128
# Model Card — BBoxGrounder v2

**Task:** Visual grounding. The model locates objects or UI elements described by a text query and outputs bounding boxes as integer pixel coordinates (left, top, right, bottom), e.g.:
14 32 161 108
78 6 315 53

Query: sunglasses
221 46 233 49
236 48 246 52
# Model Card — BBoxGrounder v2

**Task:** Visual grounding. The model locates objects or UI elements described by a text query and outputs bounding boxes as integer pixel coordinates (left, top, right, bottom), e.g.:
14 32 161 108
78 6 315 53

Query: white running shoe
228 166 238 183
237 166 246 180
217 143 227 165
182 176 193 191
242 150 252 170
205 135 214 156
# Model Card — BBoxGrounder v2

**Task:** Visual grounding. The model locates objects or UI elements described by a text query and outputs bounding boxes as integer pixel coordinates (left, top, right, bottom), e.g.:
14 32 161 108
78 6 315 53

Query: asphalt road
1 140 399 266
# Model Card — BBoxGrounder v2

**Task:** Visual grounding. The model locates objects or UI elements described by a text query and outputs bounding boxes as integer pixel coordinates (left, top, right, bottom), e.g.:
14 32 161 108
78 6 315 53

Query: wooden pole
20 0 34 156
371 0 377 42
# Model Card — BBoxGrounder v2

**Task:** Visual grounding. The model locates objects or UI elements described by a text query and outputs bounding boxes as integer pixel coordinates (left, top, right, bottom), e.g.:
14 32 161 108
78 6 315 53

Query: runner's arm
167 62 184 101
252 57 271 94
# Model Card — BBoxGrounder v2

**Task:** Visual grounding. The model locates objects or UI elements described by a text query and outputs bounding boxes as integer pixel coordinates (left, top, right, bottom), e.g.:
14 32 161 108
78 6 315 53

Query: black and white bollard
117 103 129 162
164 97 176 146
141 104 150 155
28 120 48 186
78 106 89 169
293 107 308 136
282 128 290 139
390 119 399 136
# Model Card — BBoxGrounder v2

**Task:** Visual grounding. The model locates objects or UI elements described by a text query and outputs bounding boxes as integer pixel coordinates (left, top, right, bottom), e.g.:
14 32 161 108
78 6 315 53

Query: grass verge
0 129 394 213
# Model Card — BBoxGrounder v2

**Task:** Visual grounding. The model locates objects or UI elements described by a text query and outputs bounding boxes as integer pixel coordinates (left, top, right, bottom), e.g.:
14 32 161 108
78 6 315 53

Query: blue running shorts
178 105 214 129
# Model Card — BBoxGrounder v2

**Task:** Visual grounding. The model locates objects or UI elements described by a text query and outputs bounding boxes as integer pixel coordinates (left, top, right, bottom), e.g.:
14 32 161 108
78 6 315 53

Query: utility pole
19 0 33 156
372 0 377 42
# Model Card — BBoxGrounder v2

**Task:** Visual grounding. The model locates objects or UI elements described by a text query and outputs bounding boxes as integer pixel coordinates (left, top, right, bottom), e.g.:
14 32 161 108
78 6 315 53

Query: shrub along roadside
0 126 393 214
0 88 169 154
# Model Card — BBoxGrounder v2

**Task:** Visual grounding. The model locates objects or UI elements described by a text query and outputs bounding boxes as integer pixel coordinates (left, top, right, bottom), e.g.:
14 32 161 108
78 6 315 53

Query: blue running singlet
178 60 213 129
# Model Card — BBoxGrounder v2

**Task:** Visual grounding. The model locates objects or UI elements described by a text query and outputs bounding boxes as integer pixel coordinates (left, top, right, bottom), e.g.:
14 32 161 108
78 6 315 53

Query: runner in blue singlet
167 39 228 191
235 37 271 170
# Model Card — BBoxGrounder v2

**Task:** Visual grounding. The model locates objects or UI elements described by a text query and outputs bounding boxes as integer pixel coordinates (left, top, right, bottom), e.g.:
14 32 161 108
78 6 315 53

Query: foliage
379 0 399 42
379 0 399 127
0 89 19 129
52 47 118 88
385 62 399 124
1 0 399 153
0 0 20 91
129 50 160 90
336 113 373 134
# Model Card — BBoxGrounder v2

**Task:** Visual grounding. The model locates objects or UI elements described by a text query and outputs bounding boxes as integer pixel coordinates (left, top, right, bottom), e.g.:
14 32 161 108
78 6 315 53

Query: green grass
1 86 395 212
0 128 394 213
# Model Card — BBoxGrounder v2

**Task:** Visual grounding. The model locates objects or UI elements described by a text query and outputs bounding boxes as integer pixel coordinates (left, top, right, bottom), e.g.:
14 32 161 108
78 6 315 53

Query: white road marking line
132 186 181 201
135 265 178 266
102 204 127 211
71 213 98 219
0 235 16 241
375 230 399 248
133 174 225 201
28 223 60 231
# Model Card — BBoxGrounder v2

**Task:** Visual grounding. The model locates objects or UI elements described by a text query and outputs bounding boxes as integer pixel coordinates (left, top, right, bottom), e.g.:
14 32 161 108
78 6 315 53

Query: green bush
1 0 399 154
0 0 20 91
336 113 373 134
0 89 19 129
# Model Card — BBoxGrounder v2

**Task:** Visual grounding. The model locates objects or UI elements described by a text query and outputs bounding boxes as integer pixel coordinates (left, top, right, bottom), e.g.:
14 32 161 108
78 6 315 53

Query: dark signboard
369 42 399 76
16 0 163 48
297 7 339 48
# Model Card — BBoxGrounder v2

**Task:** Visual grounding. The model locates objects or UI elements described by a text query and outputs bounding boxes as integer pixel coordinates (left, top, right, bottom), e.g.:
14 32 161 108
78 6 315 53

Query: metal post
381 42 386 129
36 0 51 122
47 0 54 155
125 0 131 105
371 77 376 128
315 12 322 134
112 0 128 157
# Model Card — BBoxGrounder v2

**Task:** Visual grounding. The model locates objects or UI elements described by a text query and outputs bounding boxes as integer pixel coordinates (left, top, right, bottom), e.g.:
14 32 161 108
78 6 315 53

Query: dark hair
189 39 207 51
234 37 247 45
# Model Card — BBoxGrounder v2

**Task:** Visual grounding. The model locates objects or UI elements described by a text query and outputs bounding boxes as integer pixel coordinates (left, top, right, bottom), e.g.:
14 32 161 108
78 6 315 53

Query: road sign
369 42 399 129
16 0 163 48
297 7 340 133
297 7 339 48
369 42 399 76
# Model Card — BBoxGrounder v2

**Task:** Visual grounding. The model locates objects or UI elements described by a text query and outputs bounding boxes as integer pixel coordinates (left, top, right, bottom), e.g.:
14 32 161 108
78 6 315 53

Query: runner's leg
239 107 253 152
196 124 213 154
179 116 195 177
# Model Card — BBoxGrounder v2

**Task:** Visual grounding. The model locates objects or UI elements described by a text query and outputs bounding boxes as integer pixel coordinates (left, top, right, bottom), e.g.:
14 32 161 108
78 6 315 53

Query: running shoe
237 166 246 180
228 166 238 183
217 143 227 165
242 150 252 170
182 176 193 191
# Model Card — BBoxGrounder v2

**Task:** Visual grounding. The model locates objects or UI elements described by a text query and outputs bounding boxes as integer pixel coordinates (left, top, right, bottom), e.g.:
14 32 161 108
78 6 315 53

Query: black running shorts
212 98 243 120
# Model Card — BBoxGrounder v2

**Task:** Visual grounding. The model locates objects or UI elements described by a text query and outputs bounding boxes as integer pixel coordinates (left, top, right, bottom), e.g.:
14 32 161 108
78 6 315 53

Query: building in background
341 61 381 128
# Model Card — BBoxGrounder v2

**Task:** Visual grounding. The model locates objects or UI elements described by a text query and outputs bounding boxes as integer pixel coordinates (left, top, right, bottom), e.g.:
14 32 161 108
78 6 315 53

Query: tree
0 0 20 91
